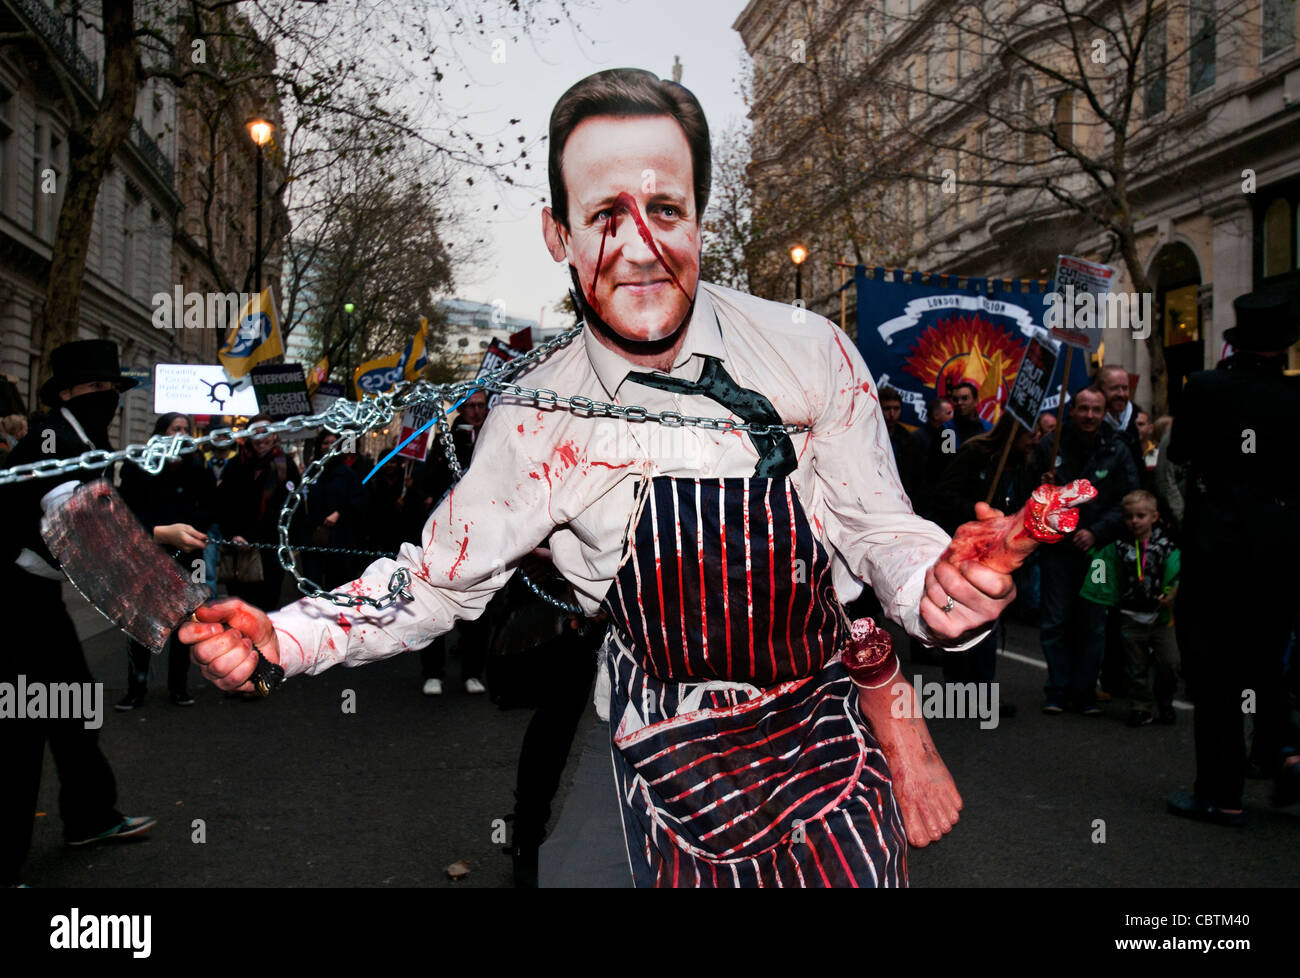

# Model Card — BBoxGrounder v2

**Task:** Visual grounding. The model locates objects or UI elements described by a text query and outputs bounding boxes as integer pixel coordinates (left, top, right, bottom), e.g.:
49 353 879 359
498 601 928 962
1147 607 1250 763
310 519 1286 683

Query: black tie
625 356 797 478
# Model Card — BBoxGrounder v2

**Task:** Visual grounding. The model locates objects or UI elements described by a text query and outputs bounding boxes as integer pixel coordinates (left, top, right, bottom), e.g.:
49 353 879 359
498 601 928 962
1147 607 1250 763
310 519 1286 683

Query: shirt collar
582 284 726 398
1105 400 1133 431
59 406 95 449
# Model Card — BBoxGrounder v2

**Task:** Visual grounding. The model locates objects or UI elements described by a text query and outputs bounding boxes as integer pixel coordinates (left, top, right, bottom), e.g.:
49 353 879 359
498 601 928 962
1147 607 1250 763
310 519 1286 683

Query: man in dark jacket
0 340 156 885
1033 385 1139 714
1166 290 1300 825
1097 364 1146 480
905 396 953 520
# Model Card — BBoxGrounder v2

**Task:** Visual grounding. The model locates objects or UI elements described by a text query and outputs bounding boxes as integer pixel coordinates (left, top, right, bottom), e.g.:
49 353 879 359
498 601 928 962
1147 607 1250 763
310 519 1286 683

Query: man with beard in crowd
1034 386 1138 715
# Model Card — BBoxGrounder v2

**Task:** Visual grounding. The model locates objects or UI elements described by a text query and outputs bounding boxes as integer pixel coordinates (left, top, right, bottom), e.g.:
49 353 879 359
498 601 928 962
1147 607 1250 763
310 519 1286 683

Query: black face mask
65 389 120 447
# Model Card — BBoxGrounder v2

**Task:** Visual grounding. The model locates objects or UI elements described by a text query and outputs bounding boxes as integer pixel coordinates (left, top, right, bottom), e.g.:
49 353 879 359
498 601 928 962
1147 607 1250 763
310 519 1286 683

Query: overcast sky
434 0 752 327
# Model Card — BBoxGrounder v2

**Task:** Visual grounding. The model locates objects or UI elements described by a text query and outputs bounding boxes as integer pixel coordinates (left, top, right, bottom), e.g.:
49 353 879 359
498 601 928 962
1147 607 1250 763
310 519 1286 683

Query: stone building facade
735 0 1300 412
0 0 283 445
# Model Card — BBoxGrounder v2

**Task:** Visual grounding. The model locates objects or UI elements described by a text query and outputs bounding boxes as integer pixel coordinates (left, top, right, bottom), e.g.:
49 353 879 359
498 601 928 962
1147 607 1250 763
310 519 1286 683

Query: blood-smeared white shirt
268 282 970 677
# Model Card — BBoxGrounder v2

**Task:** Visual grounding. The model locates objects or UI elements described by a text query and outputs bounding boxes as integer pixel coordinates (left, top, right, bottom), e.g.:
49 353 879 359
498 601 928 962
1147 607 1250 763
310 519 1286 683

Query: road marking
996 648 1192 711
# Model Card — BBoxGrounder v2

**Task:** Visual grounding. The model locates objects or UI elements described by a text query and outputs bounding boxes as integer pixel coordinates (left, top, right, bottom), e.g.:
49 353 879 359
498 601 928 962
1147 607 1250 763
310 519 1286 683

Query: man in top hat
0 339 156 886
1165 290 1300 825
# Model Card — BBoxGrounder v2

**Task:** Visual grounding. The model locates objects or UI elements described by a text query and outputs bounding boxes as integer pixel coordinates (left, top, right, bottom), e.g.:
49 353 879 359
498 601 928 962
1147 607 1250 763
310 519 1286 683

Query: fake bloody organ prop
839 480 1096 686
941 479 1098 575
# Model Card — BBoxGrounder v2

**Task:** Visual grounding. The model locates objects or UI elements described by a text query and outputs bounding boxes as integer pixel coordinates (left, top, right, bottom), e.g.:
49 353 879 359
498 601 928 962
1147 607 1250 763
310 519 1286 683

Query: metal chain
2 322 812 613
207 532 397 560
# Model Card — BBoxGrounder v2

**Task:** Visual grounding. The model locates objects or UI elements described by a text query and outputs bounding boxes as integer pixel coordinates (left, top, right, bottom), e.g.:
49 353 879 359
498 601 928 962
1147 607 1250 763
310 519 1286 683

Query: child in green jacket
1080 490 1181 726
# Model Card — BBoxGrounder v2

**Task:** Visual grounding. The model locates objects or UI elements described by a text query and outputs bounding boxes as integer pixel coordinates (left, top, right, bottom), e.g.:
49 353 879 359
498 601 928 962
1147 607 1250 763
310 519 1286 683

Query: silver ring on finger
941 595 955 614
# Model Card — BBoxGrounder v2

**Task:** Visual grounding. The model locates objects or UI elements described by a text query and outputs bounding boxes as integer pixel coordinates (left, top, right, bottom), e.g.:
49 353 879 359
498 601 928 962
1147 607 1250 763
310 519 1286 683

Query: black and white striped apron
601 476 908 887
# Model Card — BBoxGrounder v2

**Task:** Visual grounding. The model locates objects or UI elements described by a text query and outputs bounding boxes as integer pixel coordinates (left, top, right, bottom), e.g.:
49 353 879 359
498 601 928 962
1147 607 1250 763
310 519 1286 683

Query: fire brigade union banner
853 266 1091 427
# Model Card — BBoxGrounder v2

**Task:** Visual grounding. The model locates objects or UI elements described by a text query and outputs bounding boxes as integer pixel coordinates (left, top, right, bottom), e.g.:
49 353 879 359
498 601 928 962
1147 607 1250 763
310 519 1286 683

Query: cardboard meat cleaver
42 479 284 696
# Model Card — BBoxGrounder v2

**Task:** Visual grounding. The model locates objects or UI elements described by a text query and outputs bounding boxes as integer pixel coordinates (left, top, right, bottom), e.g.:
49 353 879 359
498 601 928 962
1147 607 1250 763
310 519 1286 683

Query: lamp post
246 118 274 296
343 301 356 397
790 244 807 302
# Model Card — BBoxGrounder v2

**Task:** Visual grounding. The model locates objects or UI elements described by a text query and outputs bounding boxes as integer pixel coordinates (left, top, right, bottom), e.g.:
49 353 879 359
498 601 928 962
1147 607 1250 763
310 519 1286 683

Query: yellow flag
403 317 430 382
354 318 431 396
218 287 283 378
305 355 329 395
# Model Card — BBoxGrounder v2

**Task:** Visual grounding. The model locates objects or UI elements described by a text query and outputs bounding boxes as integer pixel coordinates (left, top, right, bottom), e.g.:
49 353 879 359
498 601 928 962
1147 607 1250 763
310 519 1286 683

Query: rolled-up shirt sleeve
805 319 986 651
268 408 557 677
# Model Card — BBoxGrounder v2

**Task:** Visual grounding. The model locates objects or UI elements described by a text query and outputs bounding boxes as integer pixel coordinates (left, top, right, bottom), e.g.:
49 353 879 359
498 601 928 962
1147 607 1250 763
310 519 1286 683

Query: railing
9 0 100 94
131 118 174 187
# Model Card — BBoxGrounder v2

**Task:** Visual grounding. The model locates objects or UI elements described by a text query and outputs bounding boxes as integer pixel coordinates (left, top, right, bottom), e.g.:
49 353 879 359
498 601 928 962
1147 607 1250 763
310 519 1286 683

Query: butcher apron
600 475 908 887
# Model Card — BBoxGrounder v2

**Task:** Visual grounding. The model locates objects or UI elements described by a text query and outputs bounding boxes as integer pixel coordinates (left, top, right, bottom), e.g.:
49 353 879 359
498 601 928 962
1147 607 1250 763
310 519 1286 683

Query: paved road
21 602 1298 888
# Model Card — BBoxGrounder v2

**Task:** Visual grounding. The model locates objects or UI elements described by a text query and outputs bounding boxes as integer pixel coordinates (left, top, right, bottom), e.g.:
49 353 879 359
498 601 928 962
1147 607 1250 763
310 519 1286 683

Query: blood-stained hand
921 482 1097 642
858 679 962 847
177 598 281 692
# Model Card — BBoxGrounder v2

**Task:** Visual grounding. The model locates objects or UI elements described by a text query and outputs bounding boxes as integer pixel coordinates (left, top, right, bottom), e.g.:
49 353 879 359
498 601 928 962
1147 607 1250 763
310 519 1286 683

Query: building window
863 5 880 56
1053 93 1075 152
0 85 12 215
1262 0 1294 60
1188 0 1216 96
122 184 142 298
1261 196 1295 278
31 122 43 236
1018 77 1036 160
1144 13 1167 116
1162 284 1201 347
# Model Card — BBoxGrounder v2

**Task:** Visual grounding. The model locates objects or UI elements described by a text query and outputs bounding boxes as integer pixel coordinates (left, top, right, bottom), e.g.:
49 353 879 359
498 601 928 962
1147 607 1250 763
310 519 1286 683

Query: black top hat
1226 290 1300 353
39 339 139 406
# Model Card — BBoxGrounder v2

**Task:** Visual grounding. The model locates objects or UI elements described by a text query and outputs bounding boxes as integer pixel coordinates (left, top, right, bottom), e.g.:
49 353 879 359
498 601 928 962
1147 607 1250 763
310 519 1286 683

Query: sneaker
169 689 195 707
1080 704 1104 717
1041 702 1065 715
1126 709 1154 727
114 690 145 712
1096 688 1113 703
465 677 487 695
66 815 157 847
422 678 443 696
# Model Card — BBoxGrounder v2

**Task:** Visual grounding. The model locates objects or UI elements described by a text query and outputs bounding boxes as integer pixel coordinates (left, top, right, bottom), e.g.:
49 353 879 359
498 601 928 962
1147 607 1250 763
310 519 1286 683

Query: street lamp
246 118 275 296
343 302 356 397
790 245 807 302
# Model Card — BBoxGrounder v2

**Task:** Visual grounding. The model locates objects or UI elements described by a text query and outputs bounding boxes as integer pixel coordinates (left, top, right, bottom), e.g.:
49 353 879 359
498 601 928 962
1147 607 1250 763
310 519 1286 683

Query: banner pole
1048 344 1074 480
984 420 1019 506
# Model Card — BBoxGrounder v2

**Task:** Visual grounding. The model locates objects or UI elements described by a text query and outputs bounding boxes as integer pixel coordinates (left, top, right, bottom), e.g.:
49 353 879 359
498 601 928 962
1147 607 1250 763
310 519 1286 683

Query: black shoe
1166 791 1246 827
1157 707 1177 725
66 815 157 846
1126 709 1154 727
114 690 145 711
1080 704 1103 717
169 689 195 706
1272 761 1300 808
